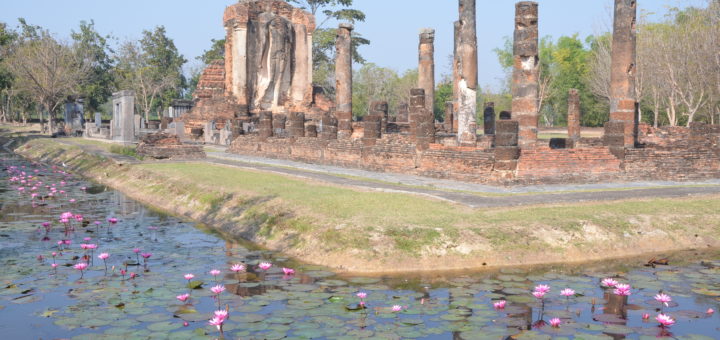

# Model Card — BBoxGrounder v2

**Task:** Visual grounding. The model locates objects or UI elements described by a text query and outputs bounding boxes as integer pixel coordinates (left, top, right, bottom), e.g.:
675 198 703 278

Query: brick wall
516 146 622 183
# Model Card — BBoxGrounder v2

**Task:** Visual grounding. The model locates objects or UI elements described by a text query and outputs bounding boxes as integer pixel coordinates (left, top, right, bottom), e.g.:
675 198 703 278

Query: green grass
109 145 143 160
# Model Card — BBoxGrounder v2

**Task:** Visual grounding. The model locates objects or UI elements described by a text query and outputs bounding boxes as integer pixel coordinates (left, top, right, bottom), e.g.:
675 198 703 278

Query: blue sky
0 0 706 90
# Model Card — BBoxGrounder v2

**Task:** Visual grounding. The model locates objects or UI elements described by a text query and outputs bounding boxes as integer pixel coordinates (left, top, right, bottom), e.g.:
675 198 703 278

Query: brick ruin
182 0 719 185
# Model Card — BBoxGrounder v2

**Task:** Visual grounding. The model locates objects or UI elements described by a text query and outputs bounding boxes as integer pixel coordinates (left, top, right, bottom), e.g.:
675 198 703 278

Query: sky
0 0 707 90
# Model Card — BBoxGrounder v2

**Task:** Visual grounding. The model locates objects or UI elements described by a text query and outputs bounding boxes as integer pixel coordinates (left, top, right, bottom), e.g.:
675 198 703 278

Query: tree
7 21 88 132
0 22 17 123
115 26 186 120
285 0 370 92
197 38 225 65
71 20 114 115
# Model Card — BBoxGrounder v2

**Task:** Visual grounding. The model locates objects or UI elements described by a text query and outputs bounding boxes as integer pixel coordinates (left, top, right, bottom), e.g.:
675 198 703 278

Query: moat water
0 151 719 339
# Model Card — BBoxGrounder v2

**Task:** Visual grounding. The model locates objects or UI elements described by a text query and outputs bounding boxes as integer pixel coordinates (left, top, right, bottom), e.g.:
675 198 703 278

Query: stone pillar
335 23 353 139
397 103 409 123
512 1 539 148
320 113 338 140
455 0 478 145
362 115 381 146
444 101 454 132
111 90 135 144
484 102 496 135
258 111 273 140
272 114 287 136
418 28 435 117
567 89 581 143
409 89 435 150
369 101 388 133
605 0 638 157
288 112 305 138
230 23 248 107
291 24 311 102
495 120 520 171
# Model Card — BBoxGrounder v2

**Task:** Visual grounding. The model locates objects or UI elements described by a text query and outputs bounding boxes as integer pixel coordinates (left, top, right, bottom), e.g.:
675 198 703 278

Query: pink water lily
642 313 650 320
74 262 88 278
213 310 228 321
210 284 225 295
209 269 221 277
654 293 672 307
532 291 546 299
707 308 714 315
601 278 619 287
230 264 245 273
176 293 190 302
493 300 507 309
184 273 195 281
208 316 225 334
282 267 295 275
656 313 675 327
613 283 631 296
534 284 550 293
140 252 152 259
391 305 403 312
98 253 109 260
356 292 367 299
258 262 272 271
560 288 575 297
549 318 561 328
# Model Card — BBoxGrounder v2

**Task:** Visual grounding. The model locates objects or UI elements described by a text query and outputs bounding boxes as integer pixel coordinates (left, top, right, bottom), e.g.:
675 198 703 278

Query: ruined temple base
136 133 206 160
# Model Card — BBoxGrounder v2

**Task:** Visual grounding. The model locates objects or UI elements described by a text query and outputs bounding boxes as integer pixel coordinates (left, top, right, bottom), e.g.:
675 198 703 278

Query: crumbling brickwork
335 23 353 139
512 1 539 148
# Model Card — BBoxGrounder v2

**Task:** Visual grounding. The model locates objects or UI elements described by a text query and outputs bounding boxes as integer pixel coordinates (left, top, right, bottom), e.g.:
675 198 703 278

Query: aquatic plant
73 262 88 279
549 317 561 328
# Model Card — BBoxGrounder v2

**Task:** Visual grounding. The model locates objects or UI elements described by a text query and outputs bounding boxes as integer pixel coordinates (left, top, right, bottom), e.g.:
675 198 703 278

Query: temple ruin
173 0 719 185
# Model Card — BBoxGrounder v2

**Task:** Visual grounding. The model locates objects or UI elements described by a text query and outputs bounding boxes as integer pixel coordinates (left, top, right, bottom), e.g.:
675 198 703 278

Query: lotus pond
1 152 719 340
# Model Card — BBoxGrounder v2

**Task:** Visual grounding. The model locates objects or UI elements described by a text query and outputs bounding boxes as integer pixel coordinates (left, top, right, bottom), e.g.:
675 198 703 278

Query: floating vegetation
0 153 719 339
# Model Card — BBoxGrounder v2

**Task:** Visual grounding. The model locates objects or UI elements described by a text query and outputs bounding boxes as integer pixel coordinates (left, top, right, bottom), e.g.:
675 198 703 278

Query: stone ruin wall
206 0 719 185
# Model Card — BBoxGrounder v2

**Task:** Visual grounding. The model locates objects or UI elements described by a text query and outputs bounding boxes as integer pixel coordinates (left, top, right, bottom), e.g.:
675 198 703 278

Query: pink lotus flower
51 252 57 257
69 199 76 203
532 291 546 299
98 253 109 260
493 300 507 309
83 237 91 241
356 292 367 299
230 264 245 273
549 318 561 327
74 214 83 221
51 263 58 268
642 313 650 320
654 293 672 307
707 308 714 315
209 269 221 276
208 316 224 331
282 267 295 275
560 288 575 297
184 273 195 281
656 313 675 327
391 305 403 312
94 221 101 225
258 262 272 271
213 310 228 321
613 283 631 296
176 293 190 302
129 272 137 279
108 218 118 224
133 248 140 254
87 244 97 250
210 284 225 295
601 278 619 287
74 262 88 278
534 284 551 293
140 252 152 259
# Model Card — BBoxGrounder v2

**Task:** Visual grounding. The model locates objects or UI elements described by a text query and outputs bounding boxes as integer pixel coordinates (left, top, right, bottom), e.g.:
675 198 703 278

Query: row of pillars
334 0 637 154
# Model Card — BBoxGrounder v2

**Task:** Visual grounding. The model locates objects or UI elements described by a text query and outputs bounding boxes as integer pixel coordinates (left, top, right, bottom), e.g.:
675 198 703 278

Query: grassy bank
14 137 720 273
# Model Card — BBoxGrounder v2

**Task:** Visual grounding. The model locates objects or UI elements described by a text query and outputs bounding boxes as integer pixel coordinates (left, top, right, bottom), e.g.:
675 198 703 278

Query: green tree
434 80 452 122
71 20 114 115
197 38 225 65
116 26 186 119
0 22 17 122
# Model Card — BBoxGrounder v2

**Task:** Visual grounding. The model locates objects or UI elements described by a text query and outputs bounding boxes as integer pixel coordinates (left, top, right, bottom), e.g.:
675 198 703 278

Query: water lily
642 313 650 320
656 313 675 327
210 284 225 295
98 253 110 272
391 305 403 312
549 318 561 328
493 300 507 309
209 269 221 279
356 292 367 299
230 264 245 273
74 262 88 278
258 262 272 271
184 273 195 281
654 293 672 307
176 293 190 302
560 288 575 297
532 291 546 299
601 278 619 287
282 267 295 275
534 284 550 293
208 316 225 335
613 283 631 296
707 308 714 315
